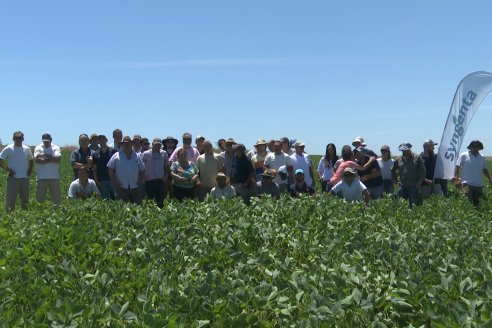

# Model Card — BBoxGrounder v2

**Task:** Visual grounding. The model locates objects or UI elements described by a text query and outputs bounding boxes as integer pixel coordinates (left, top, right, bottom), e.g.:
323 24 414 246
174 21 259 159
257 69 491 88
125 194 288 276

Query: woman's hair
324 143 339 167
177 148 187 157
341 145 353 161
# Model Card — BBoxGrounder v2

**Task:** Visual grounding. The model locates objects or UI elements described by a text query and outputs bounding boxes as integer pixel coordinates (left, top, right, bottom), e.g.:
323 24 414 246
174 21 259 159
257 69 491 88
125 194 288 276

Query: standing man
220 138 237 177
454 140 492 206
110 128 123 152
195 135 206 155
70 134 94 180
169 132 200 163
264 140 293 192
140 138 170 208
92 134 117 200
0 131 34 211
420 139 447 197
289 141 315 188
107 136 146 205
34 132 61 204
196 140 224 200
395 142 426 208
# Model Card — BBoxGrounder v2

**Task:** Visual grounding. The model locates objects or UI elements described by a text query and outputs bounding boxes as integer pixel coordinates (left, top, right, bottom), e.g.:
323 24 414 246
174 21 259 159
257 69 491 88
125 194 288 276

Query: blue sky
1 0 492 155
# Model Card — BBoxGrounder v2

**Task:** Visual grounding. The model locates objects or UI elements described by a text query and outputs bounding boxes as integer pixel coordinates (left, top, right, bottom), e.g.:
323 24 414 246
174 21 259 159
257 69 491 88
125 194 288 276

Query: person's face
13 133 24 146
217 177 226 188
152 142 161 151
90 137 98 146
262 176 273 186
402 150 412 158
425 144 435 153
79 136 89 148
132 139 141 149
196 139 204 147
78 169 88 182
42 139 51 148
183 135 192 146
273 142 282 154
295 173 304 183
381 149 389 159
296 145 305 154
98 136 108 147
113 131 122 142
178 151 187 161
281 141 289 151
344 174 355 183
470 145 480 154
122 141 132 151
166 140 176 148
353 142 361 148
328 145 335 155
203 143 213 155
141 140 150 151
256 144 266 153
225 142 234 151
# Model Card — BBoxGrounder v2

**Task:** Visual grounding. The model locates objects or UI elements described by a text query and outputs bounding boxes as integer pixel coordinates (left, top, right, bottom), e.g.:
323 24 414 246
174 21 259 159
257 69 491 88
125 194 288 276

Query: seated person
210 172 236 199
252 169 280 198
330 167 370 203
68 169 100 200
289 169 315 197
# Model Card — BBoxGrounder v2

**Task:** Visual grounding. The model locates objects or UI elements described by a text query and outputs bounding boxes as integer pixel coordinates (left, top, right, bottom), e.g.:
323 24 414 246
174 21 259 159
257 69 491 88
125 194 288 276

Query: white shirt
34 143 61 180
264 152 292 185
456 151 487 187
317 157 335 181
331 178 367 202
377 158 395 180
210 185 236 198
107 150 145 189
290 152 313 186
0 144 33 179
68 179 100 198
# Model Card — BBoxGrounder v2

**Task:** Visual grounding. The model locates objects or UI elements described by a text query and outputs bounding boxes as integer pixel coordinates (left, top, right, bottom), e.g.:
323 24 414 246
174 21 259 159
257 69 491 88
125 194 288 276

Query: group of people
0 130 490 211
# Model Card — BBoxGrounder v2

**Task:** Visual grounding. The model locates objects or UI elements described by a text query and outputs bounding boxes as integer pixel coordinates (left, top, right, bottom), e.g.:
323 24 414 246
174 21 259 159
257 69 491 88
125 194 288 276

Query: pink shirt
329 160 358 186
169 146 200 163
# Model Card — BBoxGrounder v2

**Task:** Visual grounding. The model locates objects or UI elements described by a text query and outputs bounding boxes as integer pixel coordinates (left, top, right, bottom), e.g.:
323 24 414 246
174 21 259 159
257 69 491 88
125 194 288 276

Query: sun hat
195 135 205 141
152 138 162 145
163 136 178 145
254 139 267 147
398 142 413 151
343 167 357 175
215 172 230 183
293 141 305 148
226 138 237 145
262 169 277 179
89 133 98 140
380 145 390 151
467 140 484 150
352 137 367 147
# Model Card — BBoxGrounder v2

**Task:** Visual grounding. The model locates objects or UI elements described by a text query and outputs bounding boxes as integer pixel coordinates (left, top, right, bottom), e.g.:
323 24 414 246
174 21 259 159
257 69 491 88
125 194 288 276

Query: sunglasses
14 136 23 140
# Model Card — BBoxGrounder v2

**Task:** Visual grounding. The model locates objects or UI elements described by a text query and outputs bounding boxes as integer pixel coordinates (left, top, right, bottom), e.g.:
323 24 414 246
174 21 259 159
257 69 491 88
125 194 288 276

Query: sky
1 0 492 155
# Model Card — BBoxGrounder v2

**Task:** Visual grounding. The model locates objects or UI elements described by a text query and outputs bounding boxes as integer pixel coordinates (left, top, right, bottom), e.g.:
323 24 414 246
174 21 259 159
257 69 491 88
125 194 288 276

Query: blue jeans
98 180 116 200
398 185 420 208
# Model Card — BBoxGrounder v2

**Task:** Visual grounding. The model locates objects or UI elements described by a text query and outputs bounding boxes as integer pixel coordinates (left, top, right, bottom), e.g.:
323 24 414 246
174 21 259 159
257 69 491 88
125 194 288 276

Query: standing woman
170 148 198 201
377 145 397 194
317 143 339 192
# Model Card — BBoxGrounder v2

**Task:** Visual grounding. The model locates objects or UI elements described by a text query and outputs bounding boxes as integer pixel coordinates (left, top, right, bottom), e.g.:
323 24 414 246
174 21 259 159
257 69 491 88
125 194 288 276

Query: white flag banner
435 71 492 180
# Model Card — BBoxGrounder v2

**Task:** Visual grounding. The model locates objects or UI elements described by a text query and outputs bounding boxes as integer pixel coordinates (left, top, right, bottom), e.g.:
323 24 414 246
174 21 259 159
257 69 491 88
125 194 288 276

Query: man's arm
483 168 492 184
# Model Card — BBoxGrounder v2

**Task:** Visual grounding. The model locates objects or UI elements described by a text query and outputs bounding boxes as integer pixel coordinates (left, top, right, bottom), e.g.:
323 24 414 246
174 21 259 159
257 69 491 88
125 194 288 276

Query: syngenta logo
444 91 477 162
